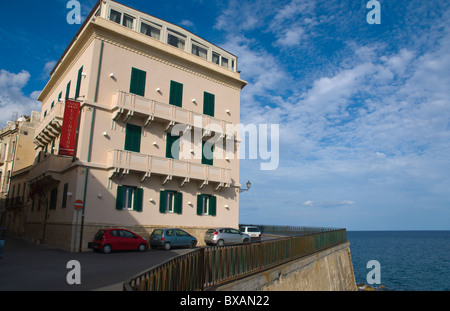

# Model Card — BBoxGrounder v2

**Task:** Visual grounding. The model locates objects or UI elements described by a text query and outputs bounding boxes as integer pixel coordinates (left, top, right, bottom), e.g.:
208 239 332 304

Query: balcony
33 101 65 148
107 149 231 189
111 91 236 140
28 153 74 185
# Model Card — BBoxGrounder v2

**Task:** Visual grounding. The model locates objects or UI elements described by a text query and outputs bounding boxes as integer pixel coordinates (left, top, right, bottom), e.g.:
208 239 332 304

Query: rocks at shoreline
357 283 388 291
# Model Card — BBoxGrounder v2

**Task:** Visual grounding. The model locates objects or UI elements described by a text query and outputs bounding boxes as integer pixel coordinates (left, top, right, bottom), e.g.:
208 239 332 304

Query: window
203 92 215 117
212 52 220 65
51 101 54 110
58 92 62 102
169 81 183 107
120 230 136 238
129 67 146 97
109 9 134 29
159 190 182 214
122 14 135 29
49 187 58 210
109 9 121 24
221 57 229 68
202 140 214 166
166 133 180 160
124 123 142 153
197 194 216 216
75 66 83 99
62 183 68 209
192 41 208 59
116 185 143 211
140 21 161 39
167 30 186 50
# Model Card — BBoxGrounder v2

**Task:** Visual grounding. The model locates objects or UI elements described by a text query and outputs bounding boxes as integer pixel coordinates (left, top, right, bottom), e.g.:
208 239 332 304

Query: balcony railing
33 101 64 147
111 91 236 139
107 149 231 185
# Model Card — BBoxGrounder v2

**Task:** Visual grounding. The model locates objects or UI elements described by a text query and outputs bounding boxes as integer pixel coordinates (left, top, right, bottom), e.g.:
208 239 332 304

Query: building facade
26 0 246 251
0 112 40 227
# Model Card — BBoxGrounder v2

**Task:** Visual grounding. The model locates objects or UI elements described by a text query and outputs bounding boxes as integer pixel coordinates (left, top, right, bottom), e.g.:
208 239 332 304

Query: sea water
347 231 450 291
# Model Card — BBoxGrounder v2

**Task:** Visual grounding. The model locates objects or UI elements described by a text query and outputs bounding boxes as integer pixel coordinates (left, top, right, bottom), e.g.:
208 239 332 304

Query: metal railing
123 228 347 291
240 224 339 237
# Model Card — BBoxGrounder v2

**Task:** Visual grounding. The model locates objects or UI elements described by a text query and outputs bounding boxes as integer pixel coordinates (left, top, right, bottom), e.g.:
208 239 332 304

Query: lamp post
239 180 251 193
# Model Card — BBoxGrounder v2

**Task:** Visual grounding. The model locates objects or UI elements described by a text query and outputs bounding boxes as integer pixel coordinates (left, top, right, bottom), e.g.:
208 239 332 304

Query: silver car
204 228 251 246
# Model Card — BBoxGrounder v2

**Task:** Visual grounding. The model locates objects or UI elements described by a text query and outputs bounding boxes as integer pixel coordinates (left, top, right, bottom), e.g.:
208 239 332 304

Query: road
0 234 281 291
0 234 193 291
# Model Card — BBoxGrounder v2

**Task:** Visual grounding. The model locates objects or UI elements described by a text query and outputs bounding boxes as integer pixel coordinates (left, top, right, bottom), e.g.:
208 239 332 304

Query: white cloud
275 26 306 47
0 69 41 126
42 60 57 78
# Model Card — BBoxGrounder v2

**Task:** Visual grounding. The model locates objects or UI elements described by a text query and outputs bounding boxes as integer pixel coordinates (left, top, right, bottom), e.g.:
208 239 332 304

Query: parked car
204 228 251 246
150 228 197 251
88 229 149 254
239 226 262 240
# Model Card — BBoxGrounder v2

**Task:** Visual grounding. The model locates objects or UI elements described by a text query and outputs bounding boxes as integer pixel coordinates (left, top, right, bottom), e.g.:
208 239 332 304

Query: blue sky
1 0 450 230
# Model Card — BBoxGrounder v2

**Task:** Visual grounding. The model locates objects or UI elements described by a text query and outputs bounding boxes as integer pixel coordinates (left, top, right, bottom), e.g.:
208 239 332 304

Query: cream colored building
0 112 40 227
27 0 246 251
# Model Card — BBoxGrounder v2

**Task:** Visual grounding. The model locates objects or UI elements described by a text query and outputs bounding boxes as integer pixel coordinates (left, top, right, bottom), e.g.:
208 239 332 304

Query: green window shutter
58 92 62 102
197 194 203 215
159 190 166 213
133 188 143 212
166 133 179 160
169 81 183 107
203 92 215 117
75 66 83 99
116 186 124 210
65 81 71 100
124 123 141 153
130 67 147 97
202 141 214 166
51 101 54 110
174 192 183 214
209 196 217 216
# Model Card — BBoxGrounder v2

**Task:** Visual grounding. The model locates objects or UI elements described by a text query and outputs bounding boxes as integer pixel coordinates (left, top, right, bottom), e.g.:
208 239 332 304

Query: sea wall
213 242 357 291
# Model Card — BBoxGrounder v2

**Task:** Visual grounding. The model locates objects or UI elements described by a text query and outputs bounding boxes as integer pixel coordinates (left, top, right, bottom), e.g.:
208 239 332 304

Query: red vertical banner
59 100 80 156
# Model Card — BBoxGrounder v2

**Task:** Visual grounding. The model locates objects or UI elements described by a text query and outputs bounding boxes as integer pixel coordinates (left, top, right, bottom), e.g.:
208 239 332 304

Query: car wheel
243 238 250 243
102 244 112 254
217 239 224 247
138 243 147 252
190 241 197 248
164 242 171 251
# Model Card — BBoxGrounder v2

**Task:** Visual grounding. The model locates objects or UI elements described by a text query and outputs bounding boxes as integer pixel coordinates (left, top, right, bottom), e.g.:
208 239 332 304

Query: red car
89 229 149 254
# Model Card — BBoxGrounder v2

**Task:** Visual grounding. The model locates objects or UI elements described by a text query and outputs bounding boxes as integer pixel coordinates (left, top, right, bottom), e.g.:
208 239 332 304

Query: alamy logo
366 260 381 285
367 0 381 24
66 260 81 285
169 117 280 171
67 0 81 25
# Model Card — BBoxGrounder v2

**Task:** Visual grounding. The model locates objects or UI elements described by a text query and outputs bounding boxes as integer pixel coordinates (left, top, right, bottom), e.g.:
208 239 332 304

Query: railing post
198 247 206 291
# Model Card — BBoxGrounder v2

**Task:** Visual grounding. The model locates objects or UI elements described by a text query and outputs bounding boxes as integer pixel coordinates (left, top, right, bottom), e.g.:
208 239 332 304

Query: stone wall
213 242 357 291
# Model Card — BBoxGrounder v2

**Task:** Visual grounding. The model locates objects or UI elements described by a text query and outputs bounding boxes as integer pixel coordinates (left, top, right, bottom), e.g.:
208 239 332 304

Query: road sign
74 200 84 210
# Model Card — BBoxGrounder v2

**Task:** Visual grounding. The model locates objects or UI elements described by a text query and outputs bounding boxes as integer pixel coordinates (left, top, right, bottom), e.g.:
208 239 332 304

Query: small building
25 0 246 251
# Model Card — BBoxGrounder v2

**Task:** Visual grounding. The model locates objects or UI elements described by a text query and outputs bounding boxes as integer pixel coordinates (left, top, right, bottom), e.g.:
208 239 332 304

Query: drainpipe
78 40 103 252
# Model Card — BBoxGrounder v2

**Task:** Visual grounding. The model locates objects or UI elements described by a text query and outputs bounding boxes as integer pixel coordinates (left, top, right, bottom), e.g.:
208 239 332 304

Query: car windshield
206 229 216 234
94 230 105 240
248 228 260 232
152 229 163 236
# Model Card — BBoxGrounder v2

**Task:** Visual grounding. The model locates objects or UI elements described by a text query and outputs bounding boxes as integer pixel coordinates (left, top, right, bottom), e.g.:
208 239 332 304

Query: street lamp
239 180 252 193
